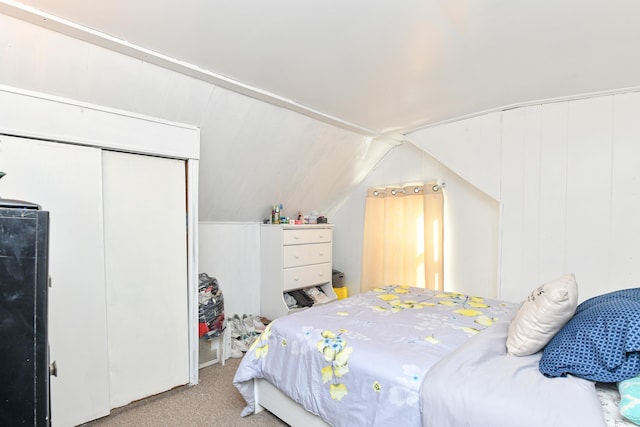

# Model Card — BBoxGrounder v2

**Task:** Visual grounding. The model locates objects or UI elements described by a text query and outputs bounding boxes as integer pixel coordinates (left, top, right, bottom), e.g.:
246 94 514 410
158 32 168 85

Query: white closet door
102 150 189 408
0 135 110 426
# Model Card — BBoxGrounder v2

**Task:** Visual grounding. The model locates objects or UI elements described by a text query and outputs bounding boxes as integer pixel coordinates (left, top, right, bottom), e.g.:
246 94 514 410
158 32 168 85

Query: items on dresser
265 205 328 225
261 224 337 319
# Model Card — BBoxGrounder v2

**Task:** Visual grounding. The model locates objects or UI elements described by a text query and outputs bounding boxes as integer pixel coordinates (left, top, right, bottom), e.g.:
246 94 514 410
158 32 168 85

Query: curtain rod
432 182 446 192
371 182 446 197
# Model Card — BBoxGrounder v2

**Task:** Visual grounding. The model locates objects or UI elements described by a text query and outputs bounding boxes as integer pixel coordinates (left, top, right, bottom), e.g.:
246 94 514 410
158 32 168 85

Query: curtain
361 183 444 292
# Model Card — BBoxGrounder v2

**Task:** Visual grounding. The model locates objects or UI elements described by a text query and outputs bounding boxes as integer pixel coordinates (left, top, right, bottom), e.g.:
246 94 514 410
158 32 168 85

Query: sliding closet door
0 135 111 426
102 150 189 408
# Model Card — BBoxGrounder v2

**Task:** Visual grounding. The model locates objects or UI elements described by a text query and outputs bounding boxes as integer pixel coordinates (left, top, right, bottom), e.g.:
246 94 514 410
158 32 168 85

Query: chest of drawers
260 224 337 319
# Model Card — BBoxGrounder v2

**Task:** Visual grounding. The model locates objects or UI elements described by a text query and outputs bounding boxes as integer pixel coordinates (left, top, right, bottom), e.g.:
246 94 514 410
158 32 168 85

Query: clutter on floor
228 314 270 358
198 273 225 338
198 273 227 368
197 272 271 362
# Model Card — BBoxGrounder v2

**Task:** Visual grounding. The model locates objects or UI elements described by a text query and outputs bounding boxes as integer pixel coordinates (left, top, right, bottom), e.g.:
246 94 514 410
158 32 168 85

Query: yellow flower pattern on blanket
317 330 353 400
233 285 518 425
425 335 440 344
249 322 273 359
248 287 506 406
371 285 502 337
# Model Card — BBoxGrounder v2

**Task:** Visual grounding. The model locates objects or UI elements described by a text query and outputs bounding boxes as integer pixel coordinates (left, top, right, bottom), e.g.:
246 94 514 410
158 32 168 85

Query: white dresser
260 224 337 320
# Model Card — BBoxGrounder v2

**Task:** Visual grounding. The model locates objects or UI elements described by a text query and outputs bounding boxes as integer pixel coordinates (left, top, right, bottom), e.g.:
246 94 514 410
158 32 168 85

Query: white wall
200 143 501 316
0 10 396 330
8 6 640 315
408 113 503 200
331 142 501 299
198 222 262 317
0 12 395 224
408 91 640 303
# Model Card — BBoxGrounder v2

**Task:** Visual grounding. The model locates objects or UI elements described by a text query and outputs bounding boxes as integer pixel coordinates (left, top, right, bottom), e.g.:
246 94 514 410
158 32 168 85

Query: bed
233 280 640 427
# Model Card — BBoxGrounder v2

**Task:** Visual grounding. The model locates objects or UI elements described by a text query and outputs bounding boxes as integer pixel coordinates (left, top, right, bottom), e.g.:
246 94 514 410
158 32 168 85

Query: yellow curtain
361 184 444 292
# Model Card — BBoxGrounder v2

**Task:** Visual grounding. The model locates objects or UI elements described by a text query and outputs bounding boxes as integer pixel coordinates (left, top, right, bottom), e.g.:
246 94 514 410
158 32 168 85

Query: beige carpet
83 358 288 427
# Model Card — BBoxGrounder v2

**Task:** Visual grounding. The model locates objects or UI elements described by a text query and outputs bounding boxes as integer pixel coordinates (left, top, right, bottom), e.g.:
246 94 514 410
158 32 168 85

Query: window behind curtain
361 183 444 292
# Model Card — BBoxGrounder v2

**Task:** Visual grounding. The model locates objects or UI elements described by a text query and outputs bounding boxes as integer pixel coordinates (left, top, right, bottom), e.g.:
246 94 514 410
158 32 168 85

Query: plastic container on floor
334 287 348 300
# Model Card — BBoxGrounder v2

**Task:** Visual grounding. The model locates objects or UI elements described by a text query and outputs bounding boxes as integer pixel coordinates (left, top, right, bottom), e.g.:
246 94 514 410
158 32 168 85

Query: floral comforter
233 285 516 427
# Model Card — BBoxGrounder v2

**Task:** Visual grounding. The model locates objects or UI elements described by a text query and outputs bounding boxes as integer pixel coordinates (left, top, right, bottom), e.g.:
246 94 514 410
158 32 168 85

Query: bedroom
1 1 639 426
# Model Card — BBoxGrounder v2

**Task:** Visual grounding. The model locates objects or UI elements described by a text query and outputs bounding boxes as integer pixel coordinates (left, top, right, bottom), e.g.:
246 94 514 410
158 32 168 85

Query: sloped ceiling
3 1 640 222
6 0 640 138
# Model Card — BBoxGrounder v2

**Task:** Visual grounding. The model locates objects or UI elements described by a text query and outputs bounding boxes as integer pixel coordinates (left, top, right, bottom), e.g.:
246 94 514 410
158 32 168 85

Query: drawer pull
294 255 300 259
318 252 324 256
318 273 324 277
294 276 299 281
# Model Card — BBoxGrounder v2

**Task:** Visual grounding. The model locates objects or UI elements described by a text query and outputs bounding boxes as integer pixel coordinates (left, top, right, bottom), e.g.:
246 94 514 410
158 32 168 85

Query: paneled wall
409 91 640 303
500 93 640 302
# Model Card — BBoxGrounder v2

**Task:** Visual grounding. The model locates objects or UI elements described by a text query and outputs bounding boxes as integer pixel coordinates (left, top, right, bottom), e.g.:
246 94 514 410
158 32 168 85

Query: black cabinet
0 202 50 426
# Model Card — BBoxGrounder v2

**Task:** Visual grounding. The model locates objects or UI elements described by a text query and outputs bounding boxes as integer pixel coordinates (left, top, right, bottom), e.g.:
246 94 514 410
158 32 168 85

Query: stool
198 327 228 368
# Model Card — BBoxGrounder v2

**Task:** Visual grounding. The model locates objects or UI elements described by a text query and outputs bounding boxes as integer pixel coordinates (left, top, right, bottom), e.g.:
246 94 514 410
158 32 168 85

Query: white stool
198 327 228 368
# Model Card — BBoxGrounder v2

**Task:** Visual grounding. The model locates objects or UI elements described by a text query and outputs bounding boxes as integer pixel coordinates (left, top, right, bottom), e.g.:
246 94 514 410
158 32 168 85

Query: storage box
332 269 345 288
334 287 348 300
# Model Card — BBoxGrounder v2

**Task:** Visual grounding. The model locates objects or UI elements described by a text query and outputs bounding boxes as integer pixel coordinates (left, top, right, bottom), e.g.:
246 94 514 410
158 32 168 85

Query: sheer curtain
360 183 444 292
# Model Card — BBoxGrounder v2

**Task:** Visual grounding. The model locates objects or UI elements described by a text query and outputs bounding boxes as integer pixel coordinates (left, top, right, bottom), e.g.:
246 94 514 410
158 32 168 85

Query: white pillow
506 274 578 356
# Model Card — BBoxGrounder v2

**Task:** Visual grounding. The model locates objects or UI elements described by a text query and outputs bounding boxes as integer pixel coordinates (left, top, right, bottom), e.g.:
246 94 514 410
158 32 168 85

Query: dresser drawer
283 228 332 245
283 263 332 291
283 242 332 268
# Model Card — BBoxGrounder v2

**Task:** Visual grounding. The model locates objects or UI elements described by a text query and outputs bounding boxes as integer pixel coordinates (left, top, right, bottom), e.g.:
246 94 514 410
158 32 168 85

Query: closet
102 150 189 408
0 136 111 426
0 86 199 426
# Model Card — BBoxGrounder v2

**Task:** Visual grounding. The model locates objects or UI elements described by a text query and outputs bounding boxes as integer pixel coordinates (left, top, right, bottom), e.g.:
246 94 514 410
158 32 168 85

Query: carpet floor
82 358 289 427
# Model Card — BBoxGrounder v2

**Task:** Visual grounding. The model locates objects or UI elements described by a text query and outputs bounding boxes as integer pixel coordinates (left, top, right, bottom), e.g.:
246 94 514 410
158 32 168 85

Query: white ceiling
5 0 640 138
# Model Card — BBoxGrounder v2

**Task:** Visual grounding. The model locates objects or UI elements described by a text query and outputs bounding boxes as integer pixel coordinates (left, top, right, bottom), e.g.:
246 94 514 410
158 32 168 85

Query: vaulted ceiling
6 0 640 140
3 1 640 222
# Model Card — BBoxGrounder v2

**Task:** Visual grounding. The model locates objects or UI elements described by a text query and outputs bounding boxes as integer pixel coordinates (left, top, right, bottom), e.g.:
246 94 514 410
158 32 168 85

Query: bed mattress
234 285 515 426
